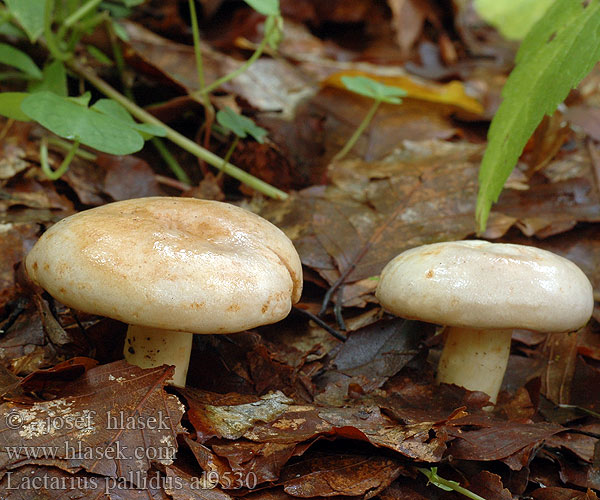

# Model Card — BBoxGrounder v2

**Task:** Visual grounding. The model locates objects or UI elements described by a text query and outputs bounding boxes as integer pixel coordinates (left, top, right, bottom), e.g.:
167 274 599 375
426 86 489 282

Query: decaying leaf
280 454 407 499
259 139 600 303
0 362 185 486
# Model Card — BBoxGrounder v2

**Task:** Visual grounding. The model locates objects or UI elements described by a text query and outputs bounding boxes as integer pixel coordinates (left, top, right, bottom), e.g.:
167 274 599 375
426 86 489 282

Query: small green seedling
418 467 487 500
0 87 166 179
0 0 287 198
335 75 407 161
0 42 43 79
216 107 268 168
192 0 283 98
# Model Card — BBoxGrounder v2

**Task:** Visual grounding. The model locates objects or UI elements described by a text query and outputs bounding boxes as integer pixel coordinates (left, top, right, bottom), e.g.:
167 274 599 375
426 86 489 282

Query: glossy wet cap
26 197 303 333
376 240 593 332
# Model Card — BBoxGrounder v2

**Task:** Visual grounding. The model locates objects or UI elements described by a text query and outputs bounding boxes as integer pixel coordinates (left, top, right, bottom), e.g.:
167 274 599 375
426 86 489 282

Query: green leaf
91 99 167 138
419 468 455 491
473 0 555 40
243 0 280 16
216 107 268 143
21 91 145 155
341 75 407 104
111 19 130 41
0 43 42 79
69 92 92 107
0 92 31 121
4 0 45 42
476 0 600 232
116 0 146 6
99 2 131 19
0 19 27 38
28 60 68 96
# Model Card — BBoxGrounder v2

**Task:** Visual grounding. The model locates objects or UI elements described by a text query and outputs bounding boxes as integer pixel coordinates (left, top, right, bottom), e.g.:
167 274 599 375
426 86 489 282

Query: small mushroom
26 197 303 386
376 240 594 404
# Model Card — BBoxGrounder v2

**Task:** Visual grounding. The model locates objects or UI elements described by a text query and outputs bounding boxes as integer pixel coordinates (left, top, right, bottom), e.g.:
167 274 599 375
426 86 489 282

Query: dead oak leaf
259 140 600 298
0 361 185 487
280 454 407 499
245 405 447 462
0 465 170 499
446 415 563 469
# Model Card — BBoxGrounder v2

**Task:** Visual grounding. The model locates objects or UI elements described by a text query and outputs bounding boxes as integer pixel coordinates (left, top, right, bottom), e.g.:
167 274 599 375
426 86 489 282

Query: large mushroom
25 197 303 386
376 240 594 404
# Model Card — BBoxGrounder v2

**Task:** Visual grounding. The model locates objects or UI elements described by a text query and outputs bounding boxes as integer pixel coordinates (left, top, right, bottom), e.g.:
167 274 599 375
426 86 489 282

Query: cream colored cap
376 240 593 332
26 197 303 333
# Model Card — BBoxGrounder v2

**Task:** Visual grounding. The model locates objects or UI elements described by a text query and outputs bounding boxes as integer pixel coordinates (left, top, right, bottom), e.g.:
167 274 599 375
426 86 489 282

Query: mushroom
376 240 593 404
25 197 303 386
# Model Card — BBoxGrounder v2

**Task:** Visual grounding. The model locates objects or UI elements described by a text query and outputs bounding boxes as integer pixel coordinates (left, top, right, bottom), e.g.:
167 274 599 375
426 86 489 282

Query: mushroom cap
376 240 593 332
26 197 303 334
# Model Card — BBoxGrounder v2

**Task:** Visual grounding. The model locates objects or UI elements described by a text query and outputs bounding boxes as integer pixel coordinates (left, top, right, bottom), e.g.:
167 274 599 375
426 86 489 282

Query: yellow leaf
323 70 484 116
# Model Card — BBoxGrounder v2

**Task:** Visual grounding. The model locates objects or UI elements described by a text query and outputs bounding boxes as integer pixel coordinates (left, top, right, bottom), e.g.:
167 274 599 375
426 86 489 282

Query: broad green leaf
0 20 26 38
21 91 144 155
0 43 42 79
473 0 555 40
4 0 45 42
91 99 166 138
341 76 407 104
476 0 600 232
28 60 67 96
0 92 31 121
216 107 268 143
514 0 583 64
69 92 92 107
243 0 280 16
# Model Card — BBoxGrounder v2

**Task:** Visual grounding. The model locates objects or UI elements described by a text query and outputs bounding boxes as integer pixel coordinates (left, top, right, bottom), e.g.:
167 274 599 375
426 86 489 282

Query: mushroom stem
124 325 193 387
436 327 512 404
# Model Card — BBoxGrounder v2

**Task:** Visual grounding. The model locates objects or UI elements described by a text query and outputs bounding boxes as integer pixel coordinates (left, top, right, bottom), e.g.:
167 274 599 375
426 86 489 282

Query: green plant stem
189 0 208 95
44 0 71 61
40 137 80 180
333 98 381 162
196 15 275 96
188 0 215 169
67 59 288 199
62 0 103 29
47 137 96 161
221 136 239 170
151 137 191 185
73 11 108 39
417 469 487 500
106 19 133 100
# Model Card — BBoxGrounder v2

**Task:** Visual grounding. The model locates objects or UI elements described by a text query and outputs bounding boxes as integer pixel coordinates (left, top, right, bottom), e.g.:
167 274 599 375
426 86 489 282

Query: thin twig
292 307 347 342
319 184 420 318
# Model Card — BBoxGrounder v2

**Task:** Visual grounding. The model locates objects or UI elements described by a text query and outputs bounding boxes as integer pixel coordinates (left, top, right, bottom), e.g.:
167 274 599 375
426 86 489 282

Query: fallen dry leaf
531 487 599 500
446 415 563 469
279 454 407 499
0 361 184 487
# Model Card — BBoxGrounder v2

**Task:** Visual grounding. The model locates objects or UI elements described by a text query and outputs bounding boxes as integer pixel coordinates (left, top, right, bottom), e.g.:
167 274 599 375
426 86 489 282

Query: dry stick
318 184 421 322
292 306 347 342
66 59 288 200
